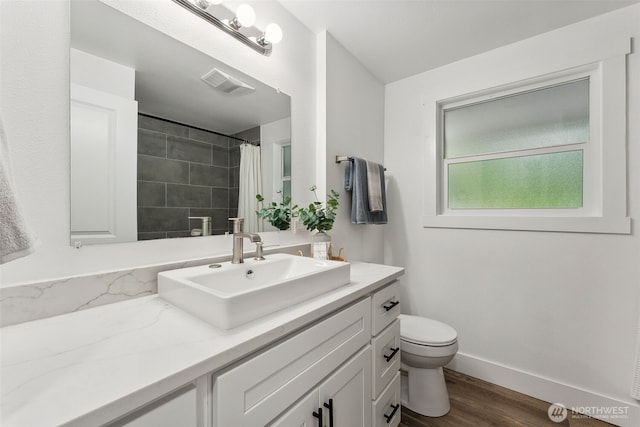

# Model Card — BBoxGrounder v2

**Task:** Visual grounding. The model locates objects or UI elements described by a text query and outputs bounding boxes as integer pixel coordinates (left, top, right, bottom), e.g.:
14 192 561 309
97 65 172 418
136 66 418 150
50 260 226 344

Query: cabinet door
269 390 319 427
318 346 372 427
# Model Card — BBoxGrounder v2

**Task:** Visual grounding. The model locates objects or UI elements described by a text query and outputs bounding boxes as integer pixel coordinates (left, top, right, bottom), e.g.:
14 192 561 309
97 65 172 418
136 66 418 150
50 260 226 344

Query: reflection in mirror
69 0 291 245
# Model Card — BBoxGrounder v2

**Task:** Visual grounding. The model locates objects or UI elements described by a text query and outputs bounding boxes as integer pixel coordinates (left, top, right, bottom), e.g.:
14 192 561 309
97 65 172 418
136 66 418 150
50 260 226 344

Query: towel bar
335 155 387 171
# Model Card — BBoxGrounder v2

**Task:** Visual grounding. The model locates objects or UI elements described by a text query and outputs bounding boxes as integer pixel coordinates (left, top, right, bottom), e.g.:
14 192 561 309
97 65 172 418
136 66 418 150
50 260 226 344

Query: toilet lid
399 314 457 346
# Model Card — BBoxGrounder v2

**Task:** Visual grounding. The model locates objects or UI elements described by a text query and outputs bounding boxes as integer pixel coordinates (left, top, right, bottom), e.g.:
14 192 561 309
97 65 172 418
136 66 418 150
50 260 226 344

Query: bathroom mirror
69 0 291 245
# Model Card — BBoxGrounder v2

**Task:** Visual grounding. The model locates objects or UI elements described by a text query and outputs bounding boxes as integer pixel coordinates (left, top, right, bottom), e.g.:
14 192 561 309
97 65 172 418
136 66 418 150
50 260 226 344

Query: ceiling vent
201 68 255 95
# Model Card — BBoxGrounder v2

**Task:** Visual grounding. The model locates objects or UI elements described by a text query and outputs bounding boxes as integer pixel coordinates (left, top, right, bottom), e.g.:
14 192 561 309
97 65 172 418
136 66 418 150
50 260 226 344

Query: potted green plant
256 190 296 231
296 186 340 259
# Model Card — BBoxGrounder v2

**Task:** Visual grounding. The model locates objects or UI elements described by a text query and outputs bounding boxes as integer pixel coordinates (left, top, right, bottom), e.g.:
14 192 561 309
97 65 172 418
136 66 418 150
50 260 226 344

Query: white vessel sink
158 253 351 329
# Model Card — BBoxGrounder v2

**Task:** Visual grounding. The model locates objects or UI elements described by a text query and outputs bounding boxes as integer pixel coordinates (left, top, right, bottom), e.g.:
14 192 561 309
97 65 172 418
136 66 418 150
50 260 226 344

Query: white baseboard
447 352 640 427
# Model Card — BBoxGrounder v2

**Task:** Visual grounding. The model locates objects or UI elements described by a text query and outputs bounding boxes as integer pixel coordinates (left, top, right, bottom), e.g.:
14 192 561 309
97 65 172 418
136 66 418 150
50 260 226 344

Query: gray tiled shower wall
137 115 258 240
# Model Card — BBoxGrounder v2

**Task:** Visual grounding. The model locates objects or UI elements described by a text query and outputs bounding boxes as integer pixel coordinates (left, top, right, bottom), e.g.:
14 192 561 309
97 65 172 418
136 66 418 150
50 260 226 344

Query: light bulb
235 4 256 27
263 23 283 44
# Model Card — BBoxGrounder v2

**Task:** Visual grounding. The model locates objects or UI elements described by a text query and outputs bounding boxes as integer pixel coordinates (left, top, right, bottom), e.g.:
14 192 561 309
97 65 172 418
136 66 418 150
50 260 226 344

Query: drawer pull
312 407 323 426
383 347 400 362
383 300 399 311
323 398 334 427
384 404 400 423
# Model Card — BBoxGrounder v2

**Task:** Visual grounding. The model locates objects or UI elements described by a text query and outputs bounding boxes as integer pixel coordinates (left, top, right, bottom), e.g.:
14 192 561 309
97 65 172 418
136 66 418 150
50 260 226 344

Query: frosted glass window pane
444 79 589 158
448 151 583 209
282 145 291 177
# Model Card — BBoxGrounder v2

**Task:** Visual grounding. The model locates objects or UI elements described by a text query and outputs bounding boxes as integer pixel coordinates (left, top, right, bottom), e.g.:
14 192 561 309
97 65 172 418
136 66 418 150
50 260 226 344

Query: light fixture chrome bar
172 0 272 56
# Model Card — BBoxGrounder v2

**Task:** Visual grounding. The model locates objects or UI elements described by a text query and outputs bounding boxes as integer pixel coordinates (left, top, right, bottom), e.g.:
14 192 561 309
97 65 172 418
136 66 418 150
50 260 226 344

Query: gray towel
366 160 383 212
1 117 37 264
345 157 387 224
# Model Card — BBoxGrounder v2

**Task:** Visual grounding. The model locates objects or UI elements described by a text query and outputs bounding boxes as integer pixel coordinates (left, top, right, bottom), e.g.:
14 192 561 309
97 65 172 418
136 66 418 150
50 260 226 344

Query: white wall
70 48 135 99
318 31 385 263
0 0 316 285
384 4 640 424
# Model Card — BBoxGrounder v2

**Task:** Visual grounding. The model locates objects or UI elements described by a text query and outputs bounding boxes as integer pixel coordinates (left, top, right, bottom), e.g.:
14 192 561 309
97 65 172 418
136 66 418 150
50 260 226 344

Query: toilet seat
399 314 457 347
401 338 458 358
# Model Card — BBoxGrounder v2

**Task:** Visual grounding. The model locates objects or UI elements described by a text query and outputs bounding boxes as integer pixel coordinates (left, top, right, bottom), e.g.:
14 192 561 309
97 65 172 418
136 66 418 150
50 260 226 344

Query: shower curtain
237 143 263 233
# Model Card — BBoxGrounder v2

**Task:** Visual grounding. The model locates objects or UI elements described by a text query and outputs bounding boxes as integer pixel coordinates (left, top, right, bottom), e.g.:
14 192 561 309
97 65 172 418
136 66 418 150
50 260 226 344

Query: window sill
422 215 631 234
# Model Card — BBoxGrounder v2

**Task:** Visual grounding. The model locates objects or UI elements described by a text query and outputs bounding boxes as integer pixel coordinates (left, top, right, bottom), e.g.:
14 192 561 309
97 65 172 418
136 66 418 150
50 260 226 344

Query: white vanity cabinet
212 298 372 426
210 281 403 427
105 278 402 427
2 262 406 427
370 281 402 427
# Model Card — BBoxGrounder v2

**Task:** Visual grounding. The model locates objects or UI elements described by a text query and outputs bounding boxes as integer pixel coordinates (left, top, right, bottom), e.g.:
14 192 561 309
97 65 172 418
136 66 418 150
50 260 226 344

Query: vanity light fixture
173 0 283 56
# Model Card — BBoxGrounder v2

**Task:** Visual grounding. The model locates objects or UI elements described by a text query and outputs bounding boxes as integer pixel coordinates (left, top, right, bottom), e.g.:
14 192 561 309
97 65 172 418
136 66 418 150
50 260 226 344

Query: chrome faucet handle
254 242 265 261
189 216 212 236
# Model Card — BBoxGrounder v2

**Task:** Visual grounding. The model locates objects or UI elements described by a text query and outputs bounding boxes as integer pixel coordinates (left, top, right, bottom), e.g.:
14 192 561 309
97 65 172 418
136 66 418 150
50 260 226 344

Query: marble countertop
1 262 404 427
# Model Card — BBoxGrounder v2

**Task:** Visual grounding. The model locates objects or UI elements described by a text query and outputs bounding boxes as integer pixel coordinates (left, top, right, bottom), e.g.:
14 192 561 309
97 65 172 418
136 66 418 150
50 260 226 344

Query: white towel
366 160 383 212
0 116 37 264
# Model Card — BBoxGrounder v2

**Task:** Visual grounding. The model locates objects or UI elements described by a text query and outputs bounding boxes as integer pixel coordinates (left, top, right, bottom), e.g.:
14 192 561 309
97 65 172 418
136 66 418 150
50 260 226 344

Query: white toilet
399 314 458 417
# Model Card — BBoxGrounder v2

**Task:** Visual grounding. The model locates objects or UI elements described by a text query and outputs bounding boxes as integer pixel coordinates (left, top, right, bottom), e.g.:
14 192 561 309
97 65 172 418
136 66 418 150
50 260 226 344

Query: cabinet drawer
372 372 401 427
212 297 371 426
372 319 401 398
372 281 401 335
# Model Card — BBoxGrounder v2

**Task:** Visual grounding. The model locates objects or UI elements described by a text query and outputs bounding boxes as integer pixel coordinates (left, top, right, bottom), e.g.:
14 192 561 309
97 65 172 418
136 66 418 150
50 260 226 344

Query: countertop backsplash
0 243 309 327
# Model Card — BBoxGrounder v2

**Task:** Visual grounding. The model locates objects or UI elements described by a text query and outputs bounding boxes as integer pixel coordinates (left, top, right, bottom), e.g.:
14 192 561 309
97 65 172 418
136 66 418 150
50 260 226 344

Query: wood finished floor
399 369 613 427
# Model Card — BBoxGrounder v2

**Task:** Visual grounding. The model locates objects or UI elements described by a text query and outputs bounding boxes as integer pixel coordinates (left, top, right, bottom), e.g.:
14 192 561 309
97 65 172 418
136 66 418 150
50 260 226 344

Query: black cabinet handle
383 347 400 362
384 404 400 423
383 300 399 311
323 398 334 427
312 407 323 427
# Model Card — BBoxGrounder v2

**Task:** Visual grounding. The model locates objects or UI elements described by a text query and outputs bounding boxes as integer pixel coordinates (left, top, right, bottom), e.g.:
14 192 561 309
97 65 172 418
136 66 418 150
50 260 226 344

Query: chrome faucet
229 218 263 264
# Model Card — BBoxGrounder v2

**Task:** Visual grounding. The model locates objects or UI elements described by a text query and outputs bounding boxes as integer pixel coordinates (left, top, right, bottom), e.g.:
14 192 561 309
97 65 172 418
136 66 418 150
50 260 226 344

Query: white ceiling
279 0 639 84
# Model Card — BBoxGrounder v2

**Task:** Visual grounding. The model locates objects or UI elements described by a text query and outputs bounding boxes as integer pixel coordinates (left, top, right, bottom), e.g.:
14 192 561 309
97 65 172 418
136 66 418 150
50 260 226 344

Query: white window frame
423 44 630 234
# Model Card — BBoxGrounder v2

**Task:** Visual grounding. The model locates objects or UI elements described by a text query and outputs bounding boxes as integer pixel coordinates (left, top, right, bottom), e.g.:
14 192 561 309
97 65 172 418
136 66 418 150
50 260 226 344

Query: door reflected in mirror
69 0 291 245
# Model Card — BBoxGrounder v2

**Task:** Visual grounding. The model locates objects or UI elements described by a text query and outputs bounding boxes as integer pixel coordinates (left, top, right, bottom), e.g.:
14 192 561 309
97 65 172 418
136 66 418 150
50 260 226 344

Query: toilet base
401 366 451 417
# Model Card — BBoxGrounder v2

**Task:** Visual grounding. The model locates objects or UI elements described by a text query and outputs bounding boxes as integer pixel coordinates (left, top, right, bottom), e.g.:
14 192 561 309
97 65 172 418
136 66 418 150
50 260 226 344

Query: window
443 78 589 211
423 45 630 234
